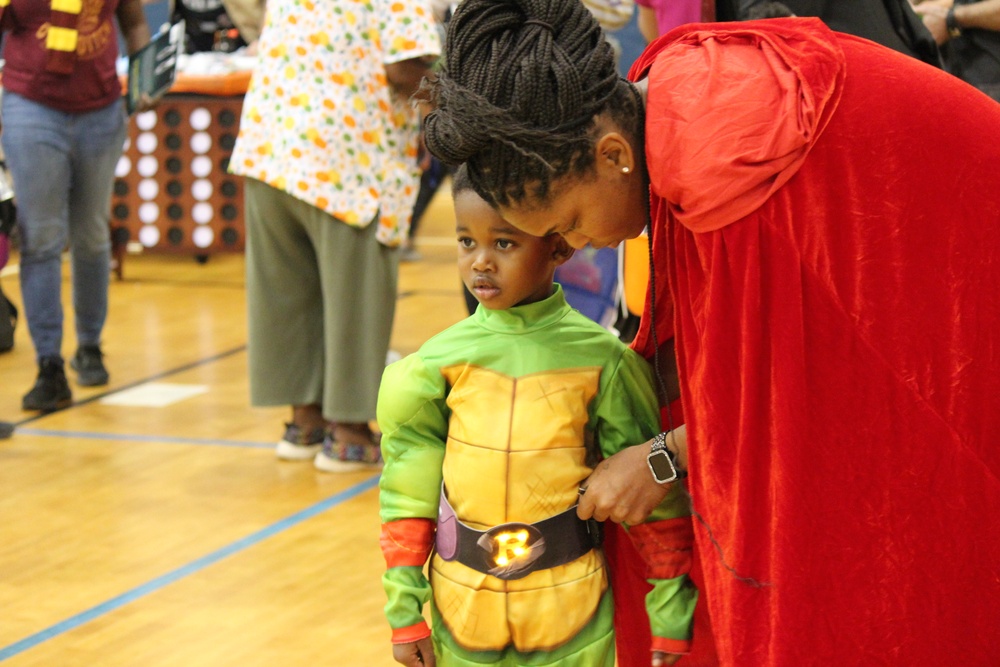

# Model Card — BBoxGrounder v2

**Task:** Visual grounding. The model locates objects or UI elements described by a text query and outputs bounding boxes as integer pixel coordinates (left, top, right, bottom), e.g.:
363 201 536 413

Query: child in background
377 167 697 667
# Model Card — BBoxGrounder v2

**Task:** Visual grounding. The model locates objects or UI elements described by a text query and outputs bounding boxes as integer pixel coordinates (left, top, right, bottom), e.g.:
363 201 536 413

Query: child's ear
552 236 575 265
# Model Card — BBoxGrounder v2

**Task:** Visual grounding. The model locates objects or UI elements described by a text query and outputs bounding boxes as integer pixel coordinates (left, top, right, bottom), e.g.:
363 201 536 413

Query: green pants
244 178 399 422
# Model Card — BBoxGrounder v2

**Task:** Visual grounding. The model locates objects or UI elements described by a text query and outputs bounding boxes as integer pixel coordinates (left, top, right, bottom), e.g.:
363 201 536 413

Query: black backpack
0 285 16 353
0 165 17 353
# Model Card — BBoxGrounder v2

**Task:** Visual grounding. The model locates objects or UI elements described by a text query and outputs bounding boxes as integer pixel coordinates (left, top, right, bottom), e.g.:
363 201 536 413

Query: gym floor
0 184 467 666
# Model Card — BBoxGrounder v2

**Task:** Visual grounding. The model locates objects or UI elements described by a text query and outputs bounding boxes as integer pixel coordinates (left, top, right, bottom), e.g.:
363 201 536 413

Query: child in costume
377 167 697 667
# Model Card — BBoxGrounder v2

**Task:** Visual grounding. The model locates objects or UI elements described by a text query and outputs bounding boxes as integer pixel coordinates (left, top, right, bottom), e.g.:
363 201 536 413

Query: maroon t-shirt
1 0 123 113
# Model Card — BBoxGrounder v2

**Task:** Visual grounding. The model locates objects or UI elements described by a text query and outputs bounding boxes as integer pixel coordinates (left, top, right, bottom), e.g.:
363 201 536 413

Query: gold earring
622 167 630 174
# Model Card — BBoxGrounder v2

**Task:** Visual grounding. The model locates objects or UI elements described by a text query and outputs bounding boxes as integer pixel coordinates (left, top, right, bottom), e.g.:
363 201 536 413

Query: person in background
743 1 795 19
146 0 265 54
0 162 17 356
913 0 1000 100
636 0 702 43
0 0 152 412
230 0 439 471
739 0 941 65
399 156 445 263
581 0 636 32
378 165 696 667
421 0 1000 663
399 0 450 264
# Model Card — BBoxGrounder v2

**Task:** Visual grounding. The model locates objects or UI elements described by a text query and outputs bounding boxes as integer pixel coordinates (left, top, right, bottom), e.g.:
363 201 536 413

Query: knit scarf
0 0 83 74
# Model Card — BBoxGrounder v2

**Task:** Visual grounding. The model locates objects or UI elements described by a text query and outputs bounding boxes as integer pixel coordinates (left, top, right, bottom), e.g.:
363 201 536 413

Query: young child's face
455 190 569 310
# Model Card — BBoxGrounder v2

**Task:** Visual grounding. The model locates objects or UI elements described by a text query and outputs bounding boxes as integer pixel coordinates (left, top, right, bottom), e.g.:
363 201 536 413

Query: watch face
648 450 678 483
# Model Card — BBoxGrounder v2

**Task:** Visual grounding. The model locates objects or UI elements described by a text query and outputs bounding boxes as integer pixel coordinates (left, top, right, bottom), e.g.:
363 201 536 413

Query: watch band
946 7 962 39
647 431 687 484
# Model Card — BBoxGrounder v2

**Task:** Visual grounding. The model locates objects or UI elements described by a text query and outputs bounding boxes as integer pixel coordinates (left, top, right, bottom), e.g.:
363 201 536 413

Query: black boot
22 356 73 412
71 344 109 386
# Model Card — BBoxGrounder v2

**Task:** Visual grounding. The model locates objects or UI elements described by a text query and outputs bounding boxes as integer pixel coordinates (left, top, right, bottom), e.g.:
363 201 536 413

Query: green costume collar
473 284 570 334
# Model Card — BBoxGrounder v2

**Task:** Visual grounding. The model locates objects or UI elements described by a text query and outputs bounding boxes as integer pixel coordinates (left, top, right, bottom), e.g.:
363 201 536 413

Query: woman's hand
577 426 688 525
393 637 436 666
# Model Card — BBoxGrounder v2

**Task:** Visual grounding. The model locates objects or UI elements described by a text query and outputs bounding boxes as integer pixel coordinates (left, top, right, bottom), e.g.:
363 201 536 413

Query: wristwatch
646 431 685 484
946 7 962 39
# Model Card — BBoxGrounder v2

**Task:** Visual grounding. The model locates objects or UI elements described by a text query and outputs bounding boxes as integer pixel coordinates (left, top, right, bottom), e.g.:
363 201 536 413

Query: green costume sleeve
378 354 449 522
382 566 433 636
377 354 450 632
646 573 698 643
592 347 690 521
592 346 661 461
592 347 697 644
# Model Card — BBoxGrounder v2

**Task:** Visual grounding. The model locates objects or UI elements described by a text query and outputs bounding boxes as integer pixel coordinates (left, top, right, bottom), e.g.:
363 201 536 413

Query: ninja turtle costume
378 286 697 666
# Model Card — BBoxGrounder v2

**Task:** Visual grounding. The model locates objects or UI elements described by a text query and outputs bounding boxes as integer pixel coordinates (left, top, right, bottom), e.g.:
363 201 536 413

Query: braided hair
422 0 641 208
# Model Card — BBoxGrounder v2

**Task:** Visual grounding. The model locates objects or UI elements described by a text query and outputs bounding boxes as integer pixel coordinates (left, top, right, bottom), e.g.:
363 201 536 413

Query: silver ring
578 485 588 495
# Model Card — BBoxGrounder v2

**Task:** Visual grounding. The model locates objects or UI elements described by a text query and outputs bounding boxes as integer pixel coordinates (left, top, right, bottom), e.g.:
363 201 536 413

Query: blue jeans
1 92 127 360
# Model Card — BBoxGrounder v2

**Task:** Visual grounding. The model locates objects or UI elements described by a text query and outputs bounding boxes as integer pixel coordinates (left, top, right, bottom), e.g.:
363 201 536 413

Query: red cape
622 17 1000 666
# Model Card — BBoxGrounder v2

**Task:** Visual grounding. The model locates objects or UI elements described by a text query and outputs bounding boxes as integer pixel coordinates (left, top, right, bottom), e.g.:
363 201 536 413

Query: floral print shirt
230 0 440 245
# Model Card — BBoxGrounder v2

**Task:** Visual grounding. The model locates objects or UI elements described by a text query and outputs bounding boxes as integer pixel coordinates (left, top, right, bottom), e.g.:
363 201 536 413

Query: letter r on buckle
477 522 545 579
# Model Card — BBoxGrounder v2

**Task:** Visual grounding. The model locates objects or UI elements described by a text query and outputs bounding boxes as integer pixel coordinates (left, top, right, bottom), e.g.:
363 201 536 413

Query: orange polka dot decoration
111 96 246 257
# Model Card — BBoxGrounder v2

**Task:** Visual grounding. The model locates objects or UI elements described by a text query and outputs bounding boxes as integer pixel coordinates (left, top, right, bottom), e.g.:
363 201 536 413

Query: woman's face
497 129 649 249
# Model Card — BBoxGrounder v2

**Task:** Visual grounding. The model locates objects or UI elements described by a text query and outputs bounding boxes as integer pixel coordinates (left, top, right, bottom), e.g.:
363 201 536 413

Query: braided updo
422 0 639 207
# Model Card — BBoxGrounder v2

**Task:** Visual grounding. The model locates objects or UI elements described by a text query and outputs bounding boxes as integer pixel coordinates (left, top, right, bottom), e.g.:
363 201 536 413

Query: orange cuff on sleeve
628 516 694 579
380 519 436 568
392 620 431 644
652 636 692 655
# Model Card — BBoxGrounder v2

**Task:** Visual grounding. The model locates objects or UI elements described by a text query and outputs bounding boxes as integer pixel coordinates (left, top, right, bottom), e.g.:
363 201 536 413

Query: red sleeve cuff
627 516 694 579
381 519 436 568
652 636 692 654
391 620 431 644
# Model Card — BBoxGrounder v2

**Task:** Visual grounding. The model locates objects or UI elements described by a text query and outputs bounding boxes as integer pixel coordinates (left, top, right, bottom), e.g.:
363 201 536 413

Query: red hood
629 17 846 232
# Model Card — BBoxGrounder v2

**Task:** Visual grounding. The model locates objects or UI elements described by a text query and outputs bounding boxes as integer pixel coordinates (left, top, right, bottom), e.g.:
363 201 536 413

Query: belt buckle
477 522 545 580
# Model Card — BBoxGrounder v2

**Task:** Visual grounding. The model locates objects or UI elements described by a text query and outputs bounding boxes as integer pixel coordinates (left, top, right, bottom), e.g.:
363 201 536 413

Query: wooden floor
0 185 469 665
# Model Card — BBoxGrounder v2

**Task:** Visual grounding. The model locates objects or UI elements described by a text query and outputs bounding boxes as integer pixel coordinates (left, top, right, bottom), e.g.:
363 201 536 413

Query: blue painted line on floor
14 428 273 449
0 474 380 661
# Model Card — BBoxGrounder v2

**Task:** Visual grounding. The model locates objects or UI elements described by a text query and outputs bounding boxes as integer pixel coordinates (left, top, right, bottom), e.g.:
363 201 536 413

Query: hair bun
421 0 621 205
423 109 489 166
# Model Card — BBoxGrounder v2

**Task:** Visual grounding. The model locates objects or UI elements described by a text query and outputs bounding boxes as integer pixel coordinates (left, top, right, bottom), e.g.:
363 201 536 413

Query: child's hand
651 650 682 666
392 637 436 666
